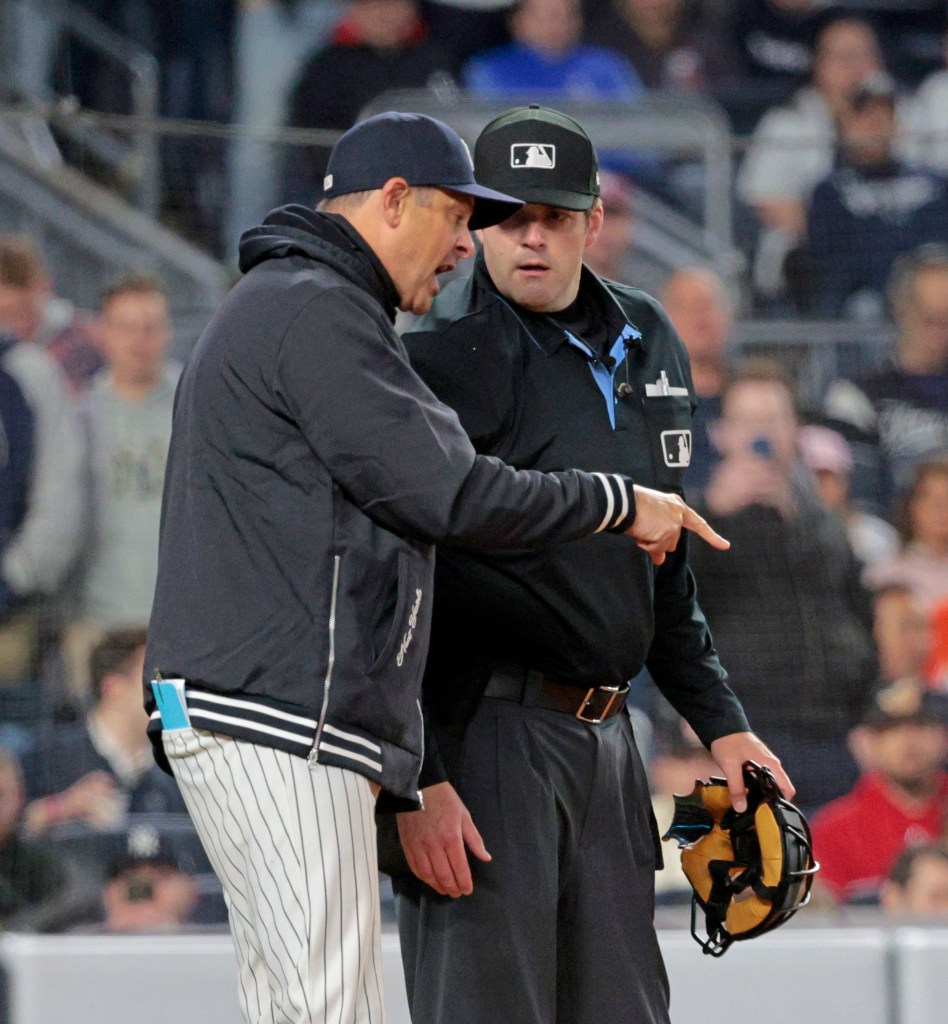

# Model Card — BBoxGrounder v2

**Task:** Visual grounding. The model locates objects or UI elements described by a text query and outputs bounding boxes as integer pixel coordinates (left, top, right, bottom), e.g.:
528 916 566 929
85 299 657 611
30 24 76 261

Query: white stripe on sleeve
610 474 630 528
591 472 615 533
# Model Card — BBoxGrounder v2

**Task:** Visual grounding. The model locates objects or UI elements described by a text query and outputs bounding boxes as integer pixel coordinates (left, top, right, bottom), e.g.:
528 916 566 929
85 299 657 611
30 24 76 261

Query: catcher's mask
662 761 819 956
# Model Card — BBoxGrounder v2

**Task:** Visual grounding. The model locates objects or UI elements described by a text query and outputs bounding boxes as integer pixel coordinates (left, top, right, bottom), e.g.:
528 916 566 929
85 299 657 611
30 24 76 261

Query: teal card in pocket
151 678 191 730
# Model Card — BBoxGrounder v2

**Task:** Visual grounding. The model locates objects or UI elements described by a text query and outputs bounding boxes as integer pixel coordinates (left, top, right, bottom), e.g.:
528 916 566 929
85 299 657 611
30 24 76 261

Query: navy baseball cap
322 111 524 229
474 105 600 212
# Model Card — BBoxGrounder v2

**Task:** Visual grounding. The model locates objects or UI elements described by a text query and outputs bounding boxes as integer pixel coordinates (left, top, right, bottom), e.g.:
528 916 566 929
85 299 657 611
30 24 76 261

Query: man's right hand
629 484 730 565
396 781 491 898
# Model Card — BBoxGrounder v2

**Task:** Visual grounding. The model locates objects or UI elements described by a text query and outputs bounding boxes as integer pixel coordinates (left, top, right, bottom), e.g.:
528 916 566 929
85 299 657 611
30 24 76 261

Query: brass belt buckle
576 684 625 724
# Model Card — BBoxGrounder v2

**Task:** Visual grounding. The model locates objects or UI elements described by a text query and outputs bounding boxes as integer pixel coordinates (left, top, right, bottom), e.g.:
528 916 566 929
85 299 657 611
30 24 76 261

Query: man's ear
378 178 412 227
583 202 605 249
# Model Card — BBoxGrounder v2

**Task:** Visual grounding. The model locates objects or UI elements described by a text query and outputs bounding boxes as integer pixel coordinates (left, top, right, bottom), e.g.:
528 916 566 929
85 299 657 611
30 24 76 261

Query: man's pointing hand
628 485 730 565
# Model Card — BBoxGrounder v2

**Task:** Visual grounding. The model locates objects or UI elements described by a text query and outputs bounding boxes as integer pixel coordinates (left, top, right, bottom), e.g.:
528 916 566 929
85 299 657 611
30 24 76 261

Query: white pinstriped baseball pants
163 727 386 1024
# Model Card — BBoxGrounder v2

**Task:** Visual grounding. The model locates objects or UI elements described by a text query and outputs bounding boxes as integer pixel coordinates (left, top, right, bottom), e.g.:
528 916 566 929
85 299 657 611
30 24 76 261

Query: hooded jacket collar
238 205 401 322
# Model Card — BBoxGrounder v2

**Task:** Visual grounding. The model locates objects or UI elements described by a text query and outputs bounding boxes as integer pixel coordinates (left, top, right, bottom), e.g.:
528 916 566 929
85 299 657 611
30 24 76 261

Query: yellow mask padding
754 802 785 889
701 781 733 822
724 890 771 934
680 825 734 903
680 792 785 937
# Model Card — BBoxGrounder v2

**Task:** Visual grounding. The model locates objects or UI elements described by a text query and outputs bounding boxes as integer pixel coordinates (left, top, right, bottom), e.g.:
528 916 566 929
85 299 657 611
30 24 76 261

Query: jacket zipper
416 697 425 807
309 553 341 765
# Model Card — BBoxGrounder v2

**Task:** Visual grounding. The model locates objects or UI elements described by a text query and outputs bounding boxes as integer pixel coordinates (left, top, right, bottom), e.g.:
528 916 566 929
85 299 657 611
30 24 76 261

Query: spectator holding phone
689 359 877 810
702 366 796 520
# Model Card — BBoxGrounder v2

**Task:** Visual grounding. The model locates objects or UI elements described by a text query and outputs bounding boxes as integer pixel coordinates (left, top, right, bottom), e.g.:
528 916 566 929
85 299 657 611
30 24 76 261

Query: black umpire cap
321 111 524 229
474 104 601 212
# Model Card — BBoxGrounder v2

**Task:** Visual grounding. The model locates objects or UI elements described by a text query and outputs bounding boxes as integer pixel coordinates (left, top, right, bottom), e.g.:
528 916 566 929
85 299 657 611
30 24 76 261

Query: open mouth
518 261 550 276
436 262 455 275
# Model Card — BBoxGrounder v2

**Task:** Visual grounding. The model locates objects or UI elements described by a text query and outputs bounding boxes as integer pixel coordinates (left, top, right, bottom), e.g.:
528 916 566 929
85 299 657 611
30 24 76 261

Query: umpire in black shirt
392 106 795 1024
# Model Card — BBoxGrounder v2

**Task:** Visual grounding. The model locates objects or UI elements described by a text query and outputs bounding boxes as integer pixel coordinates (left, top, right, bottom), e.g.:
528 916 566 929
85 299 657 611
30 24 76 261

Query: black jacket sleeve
403 313 519 454
273 285 637 548
646 533 750 747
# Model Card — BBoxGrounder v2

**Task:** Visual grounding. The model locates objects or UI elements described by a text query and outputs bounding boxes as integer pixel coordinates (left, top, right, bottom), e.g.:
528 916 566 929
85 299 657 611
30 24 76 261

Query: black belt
483 665 629 724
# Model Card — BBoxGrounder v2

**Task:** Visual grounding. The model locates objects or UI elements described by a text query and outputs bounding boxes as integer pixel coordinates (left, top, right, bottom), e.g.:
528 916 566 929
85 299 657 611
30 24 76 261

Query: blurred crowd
3 0 948 300
649 249 948 914
0 230 942 932
0 236 211 933
0 0 945 931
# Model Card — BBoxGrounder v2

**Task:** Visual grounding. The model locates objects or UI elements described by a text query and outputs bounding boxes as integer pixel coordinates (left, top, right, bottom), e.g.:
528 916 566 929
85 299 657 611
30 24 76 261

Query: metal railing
0 105 230 356
732 319 897 408
0 0 160 214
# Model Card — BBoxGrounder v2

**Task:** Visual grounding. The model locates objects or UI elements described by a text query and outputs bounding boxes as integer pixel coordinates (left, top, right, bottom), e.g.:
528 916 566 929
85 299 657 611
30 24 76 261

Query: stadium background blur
0 0 945 1020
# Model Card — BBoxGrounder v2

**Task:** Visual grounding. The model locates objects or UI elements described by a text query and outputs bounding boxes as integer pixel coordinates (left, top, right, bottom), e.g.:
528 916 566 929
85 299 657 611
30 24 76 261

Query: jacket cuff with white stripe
590 472 637 534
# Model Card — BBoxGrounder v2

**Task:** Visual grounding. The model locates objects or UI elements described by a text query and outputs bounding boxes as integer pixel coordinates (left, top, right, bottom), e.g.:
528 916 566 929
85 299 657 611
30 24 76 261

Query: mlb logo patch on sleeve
511 143 556 168
661 430 692 467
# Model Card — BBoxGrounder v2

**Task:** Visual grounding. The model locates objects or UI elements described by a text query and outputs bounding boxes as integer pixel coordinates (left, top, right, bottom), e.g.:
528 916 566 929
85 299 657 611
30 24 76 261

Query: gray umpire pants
394 694 671 1024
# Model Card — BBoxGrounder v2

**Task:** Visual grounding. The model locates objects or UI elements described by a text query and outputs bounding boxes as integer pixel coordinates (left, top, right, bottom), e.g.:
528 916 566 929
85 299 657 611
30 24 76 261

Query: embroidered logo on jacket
661 430 692 467
396 589 423 667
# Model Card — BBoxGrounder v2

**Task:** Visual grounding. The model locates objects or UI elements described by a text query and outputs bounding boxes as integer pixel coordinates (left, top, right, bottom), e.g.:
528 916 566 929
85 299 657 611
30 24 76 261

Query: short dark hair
100 272 167 310
888 843 948 888
89 628 148 701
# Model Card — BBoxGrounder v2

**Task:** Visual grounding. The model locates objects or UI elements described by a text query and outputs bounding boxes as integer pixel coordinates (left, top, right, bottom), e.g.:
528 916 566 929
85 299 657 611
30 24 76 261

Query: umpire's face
479 201 603 313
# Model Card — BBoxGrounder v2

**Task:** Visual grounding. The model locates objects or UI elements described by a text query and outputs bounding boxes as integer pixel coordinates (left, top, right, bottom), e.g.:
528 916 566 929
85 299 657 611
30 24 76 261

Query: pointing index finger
682 507 730 550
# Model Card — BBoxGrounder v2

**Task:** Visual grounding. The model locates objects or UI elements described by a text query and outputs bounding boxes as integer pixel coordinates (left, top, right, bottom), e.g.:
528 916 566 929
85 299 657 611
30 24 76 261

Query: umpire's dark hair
886 243 948 317
89 628 149 702
887 843 948 888
99 271 167 310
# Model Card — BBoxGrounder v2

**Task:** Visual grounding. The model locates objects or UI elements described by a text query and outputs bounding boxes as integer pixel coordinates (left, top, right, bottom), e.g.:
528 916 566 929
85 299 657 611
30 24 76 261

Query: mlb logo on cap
474 105 600 212
661 430 692 468
511 143 556 169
